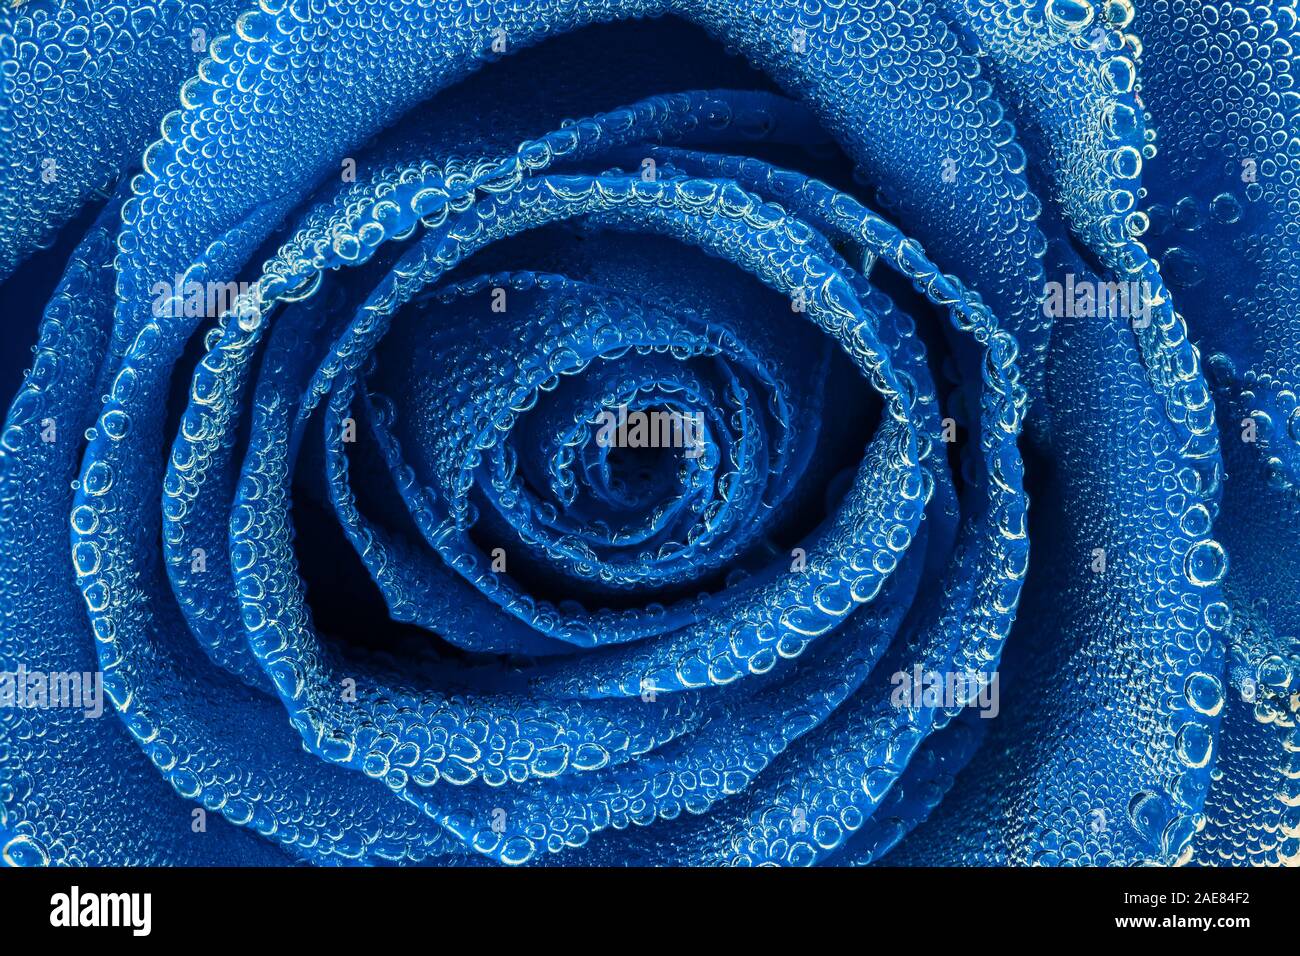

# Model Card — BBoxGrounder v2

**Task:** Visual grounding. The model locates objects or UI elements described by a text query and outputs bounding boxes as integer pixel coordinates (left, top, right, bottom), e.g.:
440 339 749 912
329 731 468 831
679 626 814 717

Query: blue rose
0 0 1295 866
